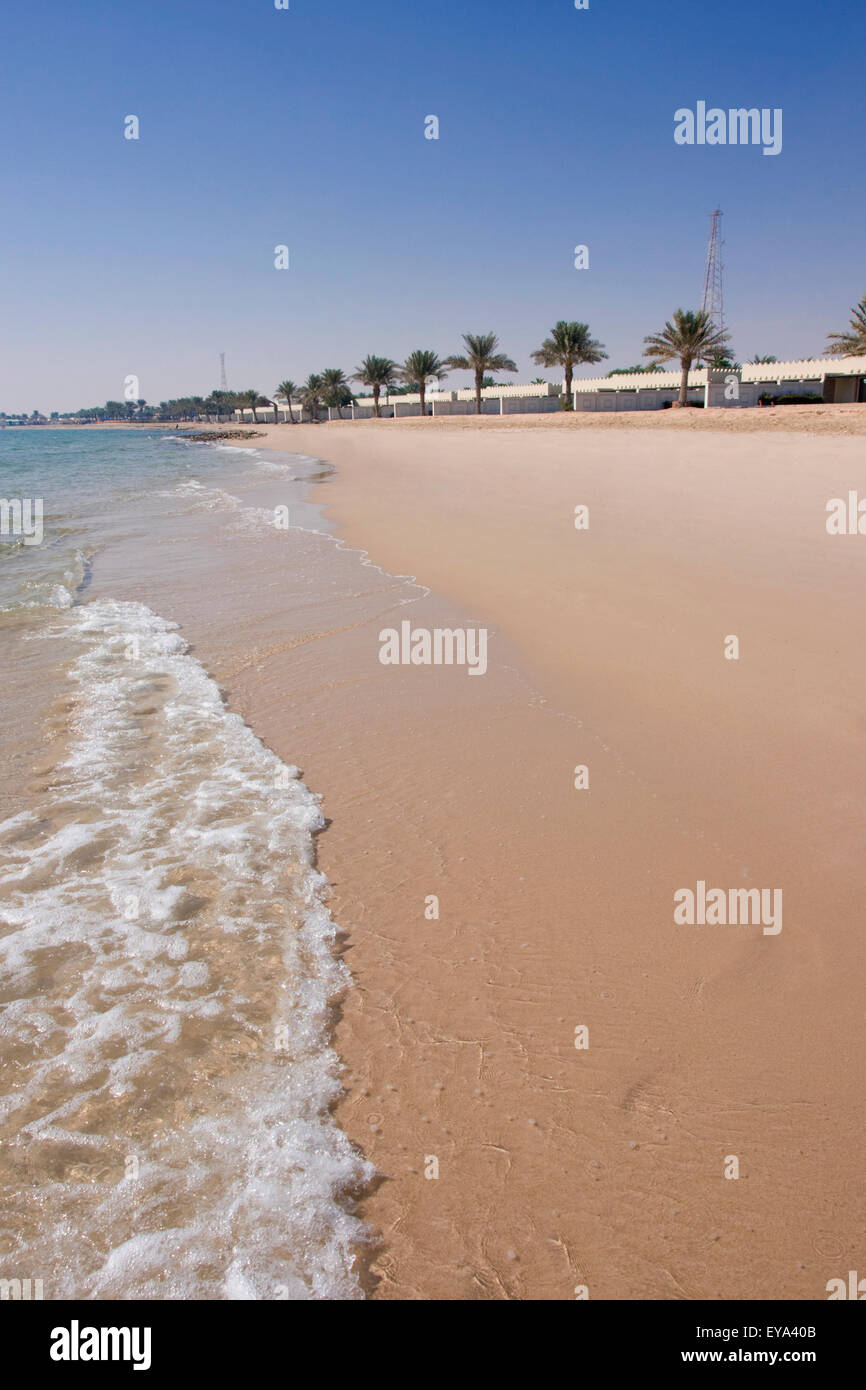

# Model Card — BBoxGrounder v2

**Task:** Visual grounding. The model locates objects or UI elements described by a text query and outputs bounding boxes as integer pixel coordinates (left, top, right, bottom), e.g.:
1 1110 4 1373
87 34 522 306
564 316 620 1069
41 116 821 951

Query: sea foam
0 598 371 1299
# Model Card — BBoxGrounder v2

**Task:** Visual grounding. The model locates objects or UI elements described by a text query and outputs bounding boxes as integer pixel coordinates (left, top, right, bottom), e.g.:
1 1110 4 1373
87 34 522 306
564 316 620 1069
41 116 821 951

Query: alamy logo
0 497 43 546
826 492 866 534
826 1270 866 1299
50 1321 152 1371
0 1277 43 1299
674 103 782 156
674 881 782 935
379 620 488 675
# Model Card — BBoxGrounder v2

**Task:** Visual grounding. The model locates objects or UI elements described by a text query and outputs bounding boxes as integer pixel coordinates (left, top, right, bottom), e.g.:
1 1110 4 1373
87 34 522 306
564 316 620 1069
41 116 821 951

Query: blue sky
1 0 863 411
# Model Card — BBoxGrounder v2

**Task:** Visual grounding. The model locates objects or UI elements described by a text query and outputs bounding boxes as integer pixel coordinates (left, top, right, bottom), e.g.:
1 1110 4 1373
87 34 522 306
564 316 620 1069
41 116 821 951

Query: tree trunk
373 385 381 418
565 362 573 397
251 406 257 423
678 361 689 406
420 382 426 418
273 401 279 423
475 372 483 414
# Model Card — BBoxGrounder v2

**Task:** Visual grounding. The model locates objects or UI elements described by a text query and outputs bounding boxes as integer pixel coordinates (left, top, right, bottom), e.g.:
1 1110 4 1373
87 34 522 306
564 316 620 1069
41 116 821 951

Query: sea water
0 429 391 1299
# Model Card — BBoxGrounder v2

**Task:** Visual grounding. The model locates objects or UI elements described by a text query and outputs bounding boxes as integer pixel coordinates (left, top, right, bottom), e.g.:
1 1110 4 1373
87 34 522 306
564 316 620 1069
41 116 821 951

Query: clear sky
1 0 863 412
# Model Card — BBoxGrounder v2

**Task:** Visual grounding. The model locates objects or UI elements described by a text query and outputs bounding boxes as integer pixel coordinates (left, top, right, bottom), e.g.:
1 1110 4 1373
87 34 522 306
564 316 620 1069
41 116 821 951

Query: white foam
159 478 280 532
0 598 372 1299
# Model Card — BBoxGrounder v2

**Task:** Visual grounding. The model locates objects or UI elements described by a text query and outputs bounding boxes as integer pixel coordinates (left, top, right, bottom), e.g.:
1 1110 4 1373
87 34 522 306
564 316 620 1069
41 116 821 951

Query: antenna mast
701 208 725 331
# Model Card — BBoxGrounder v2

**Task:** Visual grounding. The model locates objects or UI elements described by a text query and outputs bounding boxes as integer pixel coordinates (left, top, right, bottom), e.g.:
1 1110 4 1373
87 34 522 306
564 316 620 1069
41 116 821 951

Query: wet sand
191 413 865 1300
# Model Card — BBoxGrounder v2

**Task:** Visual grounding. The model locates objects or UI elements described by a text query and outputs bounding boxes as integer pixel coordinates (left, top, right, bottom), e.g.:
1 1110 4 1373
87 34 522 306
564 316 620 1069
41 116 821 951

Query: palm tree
400 350 447 417
445 333 518 414
749 354 778 365
275 381 297 423
321 368 352 418
241 388 260 423
643 309 731 406
213 391 242 420
531 321 607 398
353 355 398 418
298 374 325 423
826 295 866 357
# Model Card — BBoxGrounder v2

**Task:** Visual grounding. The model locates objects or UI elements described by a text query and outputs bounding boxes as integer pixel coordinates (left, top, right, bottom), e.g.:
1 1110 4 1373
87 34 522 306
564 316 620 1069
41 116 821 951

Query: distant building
568 355 866 412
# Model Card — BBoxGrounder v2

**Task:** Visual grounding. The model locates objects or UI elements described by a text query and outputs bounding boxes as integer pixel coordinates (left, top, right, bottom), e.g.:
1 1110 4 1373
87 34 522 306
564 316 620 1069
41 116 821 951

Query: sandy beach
2 412 864 1301
166 411 865 1299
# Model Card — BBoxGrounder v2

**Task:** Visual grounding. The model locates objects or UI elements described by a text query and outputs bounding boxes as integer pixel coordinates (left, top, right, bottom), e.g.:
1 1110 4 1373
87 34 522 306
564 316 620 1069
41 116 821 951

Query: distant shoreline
7 401 865 437
1 420 191 430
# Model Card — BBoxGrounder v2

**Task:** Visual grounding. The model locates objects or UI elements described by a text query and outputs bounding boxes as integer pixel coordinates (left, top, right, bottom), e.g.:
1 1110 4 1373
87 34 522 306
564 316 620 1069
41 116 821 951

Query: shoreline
24 401 866 437
7 417 862 1297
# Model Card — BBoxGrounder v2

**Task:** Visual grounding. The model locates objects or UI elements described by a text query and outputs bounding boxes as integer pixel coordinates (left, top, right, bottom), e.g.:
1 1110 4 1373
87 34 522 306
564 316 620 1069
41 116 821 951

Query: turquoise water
0 429 262 613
